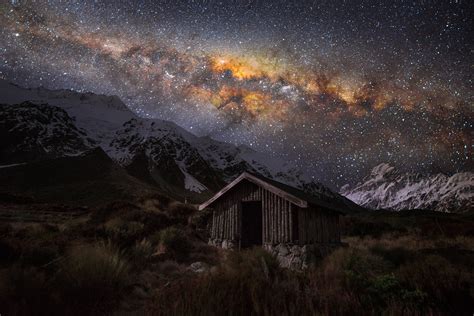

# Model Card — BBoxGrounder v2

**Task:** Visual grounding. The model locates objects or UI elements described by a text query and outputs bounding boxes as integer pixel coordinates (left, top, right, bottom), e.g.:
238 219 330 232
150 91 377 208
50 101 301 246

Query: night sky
1 0 472 189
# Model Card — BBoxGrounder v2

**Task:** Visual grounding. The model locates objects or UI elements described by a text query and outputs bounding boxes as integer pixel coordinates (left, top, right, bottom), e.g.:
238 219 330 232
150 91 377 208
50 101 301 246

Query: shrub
398 255 473 314
366 273 428 312
305 247 393 314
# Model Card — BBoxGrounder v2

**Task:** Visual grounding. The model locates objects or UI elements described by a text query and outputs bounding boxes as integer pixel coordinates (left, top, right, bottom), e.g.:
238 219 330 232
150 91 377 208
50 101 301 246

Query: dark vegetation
0 197 472 315
0 148 160 206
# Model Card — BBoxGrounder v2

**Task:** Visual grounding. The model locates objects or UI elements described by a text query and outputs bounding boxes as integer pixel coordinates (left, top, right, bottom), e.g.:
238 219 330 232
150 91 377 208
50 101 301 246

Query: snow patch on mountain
177 162 208 193
340 163 473 212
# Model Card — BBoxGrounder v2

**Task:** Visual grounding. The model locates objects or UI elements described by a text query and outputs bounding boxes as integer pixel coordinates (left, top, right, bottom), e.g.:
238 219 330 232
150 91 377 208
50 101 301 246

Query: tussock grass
55 241 130 313
146 233 474 315
1 204 472 315
0 241 131 315
128 238 154 268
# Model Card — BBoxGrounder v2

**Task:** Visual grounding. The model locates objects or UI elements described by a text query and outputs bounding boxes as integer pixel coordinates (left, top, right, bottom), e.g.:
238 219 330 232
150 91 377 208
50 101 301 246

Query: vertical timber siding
294 206 340 244
209 179 341 245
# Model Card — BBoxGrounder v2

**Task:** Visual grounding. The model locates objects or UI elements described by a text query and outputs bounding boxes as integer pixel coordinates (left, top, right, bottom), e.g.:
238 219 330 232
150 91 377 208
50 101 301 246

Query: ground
0 198 472 315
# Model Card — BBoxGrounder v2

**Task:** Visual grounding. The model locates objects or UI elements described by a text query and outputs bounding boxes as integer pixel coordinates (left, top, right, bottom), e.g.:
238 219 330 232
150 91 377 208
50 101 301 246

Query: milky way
1 0 472 188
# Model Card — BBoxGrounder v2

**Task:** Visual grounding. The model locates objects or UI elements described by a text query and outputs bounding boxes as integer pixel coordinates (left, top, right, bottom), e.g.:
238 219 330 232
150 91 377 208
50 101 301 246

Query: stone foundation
208 238 236 250
209 238 342 269
263 243 342 269
208 239 343 270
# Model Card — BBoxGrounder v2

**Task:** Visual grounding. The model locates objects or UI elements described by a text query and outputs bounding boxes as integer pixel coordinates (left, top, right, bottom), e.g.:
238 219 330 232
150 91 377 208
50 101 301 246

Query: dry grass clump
146 248 303 316
0 241 131 315
129 238 155 267
164 201 196 224
153 226 192 260
55 241 130 313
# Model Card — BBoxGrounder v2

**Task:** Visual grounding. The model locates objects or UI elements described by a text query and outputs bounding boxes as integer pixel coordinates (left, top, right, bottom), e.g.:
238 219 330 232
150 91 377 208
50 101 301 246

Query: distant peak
370 163 395 178
341 163 473 212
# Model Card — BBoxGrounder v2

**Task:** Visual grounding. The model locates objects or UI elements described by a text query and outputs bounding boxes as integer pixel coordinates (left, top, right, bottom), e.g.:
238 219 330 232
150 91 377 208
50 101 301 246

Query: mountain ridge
340 163 473 212
0 79 360 210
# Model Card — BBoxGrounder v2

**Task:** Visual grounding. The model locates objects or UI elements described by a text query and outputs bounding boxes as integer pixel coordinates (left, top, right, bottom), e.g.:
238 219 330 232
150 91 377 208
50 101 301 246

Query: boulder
188 261 209 273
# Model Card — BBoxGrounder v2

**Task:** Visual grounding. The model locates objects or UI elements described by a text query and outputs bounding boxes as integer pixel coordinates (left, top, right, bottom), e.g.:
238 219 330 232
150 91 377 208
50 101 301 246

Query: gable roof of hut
198 172 347 213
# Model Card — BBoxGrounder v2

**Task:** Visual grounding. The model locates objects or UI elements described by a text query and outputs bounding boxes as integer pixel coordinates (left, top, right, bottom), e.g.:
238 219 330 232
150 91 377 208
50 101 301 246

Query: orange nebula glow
210 53 283 81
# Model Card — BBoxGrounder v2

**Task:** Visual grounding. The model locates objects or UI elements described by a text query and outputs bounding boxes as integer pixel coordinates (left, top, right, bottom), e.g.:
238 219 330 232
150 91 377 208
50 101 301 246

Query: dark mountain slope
0 148 158 206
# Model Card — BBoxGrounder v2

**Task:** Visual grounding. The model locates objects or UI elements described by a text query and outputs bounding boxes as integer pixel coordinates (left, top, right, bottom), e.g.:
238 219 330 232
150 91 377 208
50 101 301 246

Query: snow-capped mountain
340 163 473 212
0 79 359 208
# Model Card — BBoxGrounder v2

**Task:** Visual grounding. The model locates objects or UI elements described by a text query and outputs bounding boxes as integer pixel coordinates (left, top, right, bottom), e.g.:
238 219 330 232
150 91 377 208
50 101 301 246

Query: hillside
0 147 160 206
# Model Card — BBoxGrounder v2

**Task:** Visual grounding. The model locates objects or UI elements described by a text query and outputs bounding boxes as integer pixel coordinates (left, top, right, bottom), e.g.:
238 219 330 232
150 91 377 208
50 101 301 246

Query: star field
0 0 472 188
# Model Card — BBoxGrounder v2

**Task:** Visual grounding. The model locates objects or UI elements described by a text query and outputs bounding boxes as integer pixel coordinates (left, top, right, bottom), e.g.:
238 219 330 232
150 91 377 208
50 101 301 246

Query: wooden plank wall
210 180 260 241
262 189 292 244
210 180 294 243
297 206 340 244
209 180 340 245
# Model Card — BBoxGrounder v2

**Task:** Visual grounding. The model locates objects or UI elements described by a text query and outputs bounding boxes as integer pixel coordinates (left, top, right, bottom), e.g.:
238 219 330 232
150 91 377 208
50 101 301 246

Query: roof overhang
198 172 308 210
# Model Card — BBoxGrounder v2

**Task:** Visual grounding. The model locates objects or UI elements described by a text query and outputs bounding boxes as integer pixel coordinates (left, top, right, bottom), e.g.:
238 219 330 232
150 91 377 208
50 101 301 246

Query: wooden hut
199 172 343 268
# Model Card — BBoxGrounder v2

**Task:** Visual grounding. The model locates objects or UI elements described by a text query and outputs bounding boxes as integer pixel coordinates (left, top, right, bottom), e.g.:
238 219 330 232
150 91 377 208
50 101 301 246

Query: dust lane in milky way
0 1 472 188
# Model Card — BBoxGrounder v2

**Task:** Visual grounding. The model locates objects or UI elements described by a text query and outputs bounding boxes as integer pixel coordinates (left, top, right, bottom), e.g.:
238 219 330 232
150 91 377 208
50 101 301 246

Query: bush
398 255 473 314
305 248 393 314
